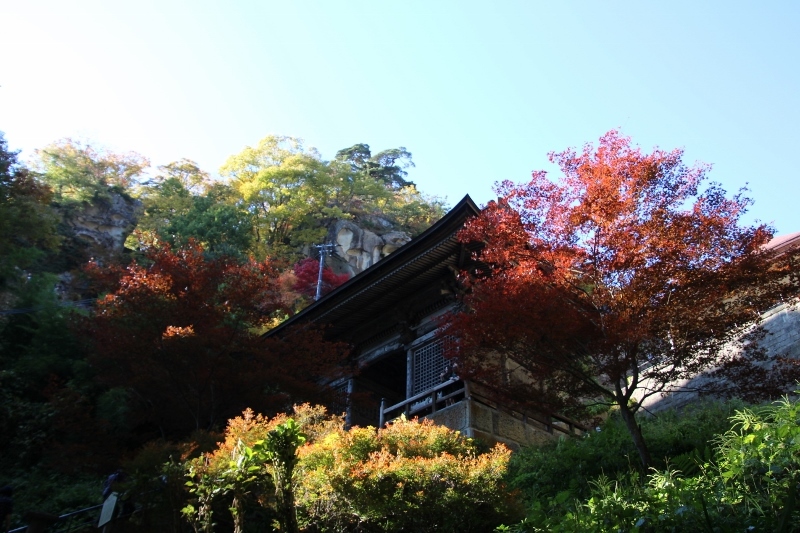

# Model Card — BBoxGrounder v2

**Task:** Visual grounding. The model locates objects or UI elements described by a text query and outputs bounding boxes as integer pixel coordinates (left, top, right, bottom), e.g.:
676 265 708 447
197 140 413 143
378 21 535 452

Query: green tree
222 136 447 260
164 184 254 258
0 133 60 289
221 136 344 259
334 143 447 235
153 158 212 194
136 160 253 257
135 160 205 235
33 138 149 204
254 418 306 533
375 185 447 236
183 407 322 533
335 143 415 189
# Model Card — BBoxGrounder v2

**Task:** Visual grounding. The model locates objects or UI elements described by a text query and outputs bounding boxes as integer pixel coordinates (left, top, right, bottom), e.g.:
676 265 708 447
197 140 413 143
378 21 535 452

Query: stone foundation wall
426 399 559 450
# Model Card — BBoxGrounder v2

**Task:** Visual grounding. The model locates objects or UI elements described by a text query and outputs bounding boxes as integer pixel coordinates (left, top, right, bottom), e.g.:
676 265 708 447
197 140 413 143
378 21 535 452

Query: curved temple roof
765 231 800 255
266 195 481 342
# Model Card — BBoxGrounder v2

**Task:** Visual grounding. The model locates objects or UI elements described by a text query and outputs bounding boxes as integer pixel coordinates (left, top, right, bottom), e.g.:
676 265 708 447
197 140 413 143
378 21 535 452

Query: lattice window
330 382 349 417
412 339 448 395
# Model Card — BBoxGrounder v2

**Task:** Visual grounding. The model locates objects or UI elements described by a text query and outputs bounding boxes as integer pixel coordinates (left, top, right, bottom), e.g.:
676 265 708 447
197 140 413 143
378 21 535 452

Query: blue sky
2 1 798 233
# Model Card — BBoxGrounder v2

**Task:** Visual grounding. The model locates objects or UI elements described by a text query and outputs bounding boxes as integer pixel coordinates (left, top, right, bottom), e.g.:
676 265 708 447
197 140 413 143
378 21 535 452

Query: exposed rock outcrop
57 192 142 264
327 219 412 276
51 192 142 298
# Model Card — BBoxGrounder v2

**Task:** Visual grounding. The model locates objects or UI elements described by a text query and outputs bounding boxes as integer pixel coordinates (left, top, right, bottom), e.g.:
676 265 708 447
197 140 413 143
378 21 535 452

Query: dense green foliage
135 161 254 258
500 397 800 532
0 134 59 290
220 136 445 260
34 138 148 205
506 401 745 505
0 136 117 530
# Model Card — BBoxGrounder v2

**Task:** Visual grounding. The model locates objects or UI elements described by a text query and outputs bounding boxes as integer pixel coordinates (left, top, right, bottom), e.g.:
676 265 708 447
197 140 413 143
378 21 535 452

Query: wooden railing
535 412 586 437
378 379 586 437
379 378 466 426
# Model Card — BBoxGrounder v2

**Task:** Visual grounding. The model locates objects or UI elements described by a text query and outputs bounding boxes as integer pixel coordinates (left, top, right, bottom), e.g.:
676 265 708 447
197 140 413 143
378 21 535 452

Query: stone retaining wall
641 298 800 412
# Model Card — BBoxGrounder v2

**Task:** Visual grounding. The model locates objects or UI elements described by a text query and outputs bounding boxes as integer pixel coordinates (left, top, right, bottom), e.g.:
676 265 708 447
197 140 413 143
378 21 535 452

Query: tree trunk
617 399 652 471
232 493 244 533
274 468 299 533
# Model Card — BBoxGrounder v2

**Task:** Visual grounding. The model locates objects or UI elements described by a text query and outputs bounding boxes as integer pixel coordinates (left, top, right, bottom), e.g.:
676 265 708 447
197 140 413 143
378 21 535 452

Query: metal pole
313 243 336 301
315 249 326 301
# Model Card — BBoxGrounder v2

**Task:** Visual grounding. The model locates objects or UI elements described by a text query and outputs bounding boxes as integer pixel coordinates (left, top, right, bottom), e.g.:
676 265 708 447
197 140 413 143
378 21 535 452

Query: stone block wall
760 300 800 360
641 298 800 412
427 399 559 450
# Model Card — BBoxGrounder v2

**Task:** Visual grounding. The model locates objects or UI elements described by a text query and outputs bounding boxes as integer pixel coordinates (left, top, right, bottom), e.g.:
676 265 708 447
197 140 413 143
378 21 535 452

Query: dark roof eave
265 194 480 337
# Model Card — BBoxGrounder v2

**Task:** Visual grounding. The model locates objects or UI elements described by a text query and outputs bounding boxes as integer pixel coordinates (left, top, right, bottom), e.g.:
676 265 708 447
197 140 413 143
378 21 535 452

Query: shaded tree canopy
447 130 799 470
0 133 59 289
136 160 254 258
84 241 349 438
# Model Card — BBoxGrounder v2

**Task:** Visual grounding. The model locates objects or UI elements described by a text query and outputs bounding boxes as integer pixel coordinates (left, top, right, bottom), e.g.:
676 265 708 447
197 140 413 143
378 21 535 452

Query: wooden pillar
345 378 354 428
464 381 474 435
406 347 413 399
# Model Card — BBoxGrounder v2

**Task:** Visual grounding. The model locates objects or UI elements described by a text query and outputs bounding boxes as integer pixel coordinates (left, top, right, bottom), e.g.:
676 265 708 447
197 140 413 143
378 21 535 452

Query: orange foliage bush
182 406 515 532
296 416 515 532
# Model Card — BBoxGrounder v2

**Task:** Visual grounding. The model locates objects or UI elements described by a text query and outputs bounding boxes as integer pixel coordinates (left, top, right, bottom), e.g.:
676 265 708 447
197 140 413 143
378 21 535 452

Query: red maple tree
84 242 349 438
292 257 349 298
446 131 799 469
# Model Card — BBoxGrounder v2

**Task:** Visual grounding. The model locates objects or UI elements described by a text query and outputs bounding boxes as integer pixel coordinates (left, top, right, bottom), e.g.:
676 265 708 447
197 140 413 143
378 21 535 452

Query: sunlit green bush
500 396 800 532
506 400 744 505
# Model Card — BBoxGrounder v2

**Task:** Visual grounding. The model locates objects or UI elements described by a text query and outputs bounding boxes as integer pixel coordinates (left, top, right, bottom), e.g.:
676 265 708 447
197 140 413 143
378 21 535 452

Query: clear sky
2 1 798 233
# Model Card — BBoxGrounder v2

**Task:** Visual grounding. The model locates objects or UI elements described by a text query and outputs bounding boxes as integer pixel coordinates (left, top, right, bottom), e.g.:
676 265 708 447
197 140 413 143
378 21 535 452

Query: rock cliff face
51 193 142 300
58 192 142 264
326 219 412 276
40 193 141 300
52 193 406 282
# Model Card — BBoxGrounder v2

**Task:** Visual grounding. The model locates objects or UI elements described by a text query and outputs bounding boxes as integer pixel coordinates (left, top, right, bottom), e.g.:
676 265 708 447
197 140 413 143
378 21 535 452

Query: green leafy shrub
506 400 744 505
0 467 101 532
501 396 800 532
181 405 341 533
